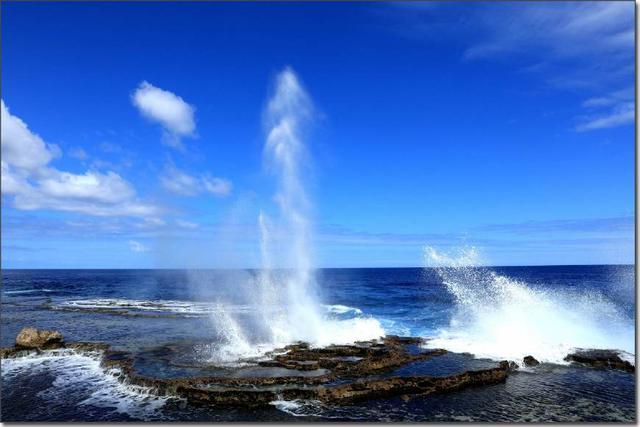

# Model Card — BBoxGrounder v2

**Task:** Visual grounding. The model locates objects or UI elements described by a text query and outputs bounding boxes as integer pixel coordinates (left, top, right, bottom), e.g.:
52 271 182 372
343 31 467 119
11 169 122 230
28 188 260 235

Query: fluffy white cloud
1 101 60 171
38 170 135 203
132 81 195 149
160 164 232 197
1 100 160 217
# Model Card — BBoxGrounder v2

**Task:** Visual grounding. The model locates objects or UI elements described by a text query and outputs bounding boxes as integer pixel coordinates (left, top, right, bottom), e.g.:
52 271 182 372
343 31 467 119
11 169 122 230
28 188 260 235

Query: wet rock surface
523 355 540 367
564 349 635 373
1 329 633 410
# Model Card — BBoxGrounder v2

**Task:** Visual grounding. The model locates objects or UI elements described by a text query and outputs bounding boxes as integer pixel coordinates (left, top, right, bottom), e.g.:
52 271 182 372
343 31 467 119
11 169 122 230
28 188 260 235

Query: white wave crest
2 349 172 420
4 289 54 295
424 246 635 365
54 298 367 319
53 298 252 316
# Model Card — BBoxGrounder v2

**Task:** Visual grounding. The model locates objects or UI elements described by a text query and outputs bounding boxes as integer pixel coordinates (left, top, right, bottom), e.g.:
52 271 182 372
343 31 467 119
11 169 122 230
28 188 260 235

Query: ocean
1 265 636 422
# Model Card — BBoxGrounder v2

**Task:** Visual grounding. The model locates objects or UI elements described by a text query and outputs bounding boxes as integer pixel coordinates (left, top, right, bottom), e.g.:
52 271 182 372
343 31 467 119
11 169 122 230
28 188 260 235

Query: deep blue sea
1 265 636 422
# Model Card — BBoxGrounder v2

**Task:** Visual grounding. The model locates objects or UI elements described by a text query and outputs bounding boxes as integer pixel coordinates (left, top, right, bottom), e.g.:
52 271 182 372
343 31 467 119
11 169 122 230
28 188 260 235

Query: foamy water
423 246 635 365
53 297 367 320
2 349 172 420
51 296 384 364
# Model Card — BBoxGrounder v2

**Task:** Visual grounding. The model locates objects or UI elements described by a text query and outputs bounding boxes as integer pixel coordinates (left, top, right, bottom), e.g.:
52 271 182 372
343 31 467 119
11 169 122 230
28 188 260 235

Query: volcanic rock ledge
1 328 633 408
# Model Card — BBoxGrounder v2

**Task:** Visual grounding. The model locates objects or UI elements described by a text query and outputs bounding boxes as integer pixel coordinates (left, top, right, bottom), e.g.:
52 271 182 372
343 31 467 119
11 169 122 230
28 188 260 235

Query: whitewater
423 246 635 365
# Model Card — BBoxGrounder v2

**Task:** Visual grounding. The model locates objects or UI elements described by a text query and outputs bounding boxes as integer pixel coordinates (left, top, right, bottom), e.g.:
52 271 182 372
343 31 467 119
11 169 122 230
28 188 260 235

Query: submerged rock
15 327 64 350
523 355 539 367
564 349 634 373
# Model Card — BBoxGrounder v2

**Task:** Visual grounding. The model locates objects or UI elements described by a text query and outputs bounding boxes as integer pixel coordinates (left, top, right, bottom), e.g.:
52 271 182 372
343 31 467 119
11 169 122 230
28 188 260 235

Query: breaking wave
1 349 173 420
423 246 635 365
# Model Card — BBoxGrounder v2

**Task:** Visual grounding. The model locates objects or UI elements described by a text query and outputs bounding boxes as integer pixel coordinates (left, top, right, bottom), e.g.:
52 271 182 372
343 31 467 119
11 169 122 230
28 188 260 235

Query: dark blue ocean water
1 266 636 421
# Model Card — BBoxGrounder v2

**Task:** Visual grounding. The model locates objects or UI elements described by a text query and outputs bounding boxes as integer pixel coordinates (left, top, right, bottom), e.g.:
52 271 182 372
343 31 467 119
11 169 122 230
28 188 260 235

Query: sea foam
2 349 172 420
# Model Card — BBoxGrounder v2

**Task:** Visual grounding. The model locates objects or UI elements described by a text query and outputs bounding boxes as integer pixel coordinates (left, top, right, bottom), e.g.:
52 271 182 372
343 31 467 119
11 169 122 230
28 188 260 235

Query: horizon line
1 263 635 271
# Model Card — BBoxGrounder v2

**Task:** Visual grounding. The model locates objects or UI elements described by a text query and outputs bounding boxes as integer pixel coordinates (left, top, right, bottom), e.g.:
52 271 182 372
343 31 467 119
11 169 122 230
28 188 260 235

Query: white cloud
129 240 149 253
132 81 195 149
390 2 634 132
1 100 160 218
160 164 232 197
577 87 634 132
576 101 634 132
160 164 200 196
460 2 633 64
38 170 135 204
1 101 60 172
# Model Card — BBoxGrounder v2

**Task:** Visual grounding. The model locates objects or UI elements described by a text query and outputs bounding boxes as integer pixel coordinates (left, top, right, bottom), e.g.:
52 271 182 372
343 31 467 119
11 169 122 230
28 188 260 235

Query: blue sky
1 1 635 268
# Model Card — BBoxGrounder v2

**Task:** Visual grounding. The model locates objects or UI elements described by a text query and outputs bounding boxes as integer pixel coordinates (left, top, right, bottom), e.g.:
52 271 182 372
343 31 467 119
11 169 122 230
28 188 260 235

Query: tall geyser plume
260 67 325 343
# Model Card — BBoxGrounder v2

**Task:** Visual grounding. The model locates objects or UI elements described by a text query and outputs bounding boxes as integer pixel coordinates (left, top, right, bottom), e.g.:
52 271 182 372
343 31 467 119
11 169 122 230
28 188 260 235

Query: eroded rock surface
523 355 539 367
0 330 512 408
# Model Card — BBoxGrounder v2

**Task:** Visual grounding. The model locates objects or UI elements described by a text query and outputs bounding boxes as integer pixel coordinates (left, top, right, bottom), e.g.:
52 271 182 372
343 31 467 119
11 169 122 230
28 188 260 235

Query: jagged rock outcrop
523 355 539 367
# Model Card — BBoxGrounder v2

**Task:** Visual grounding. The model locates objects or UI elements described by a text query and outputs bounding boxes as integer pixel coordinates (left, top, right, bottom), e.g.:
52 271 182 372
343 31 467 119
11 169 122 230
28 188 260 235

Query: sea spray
257 211 290 344
423 246 635 364
260 67 325 344
200 68 384 362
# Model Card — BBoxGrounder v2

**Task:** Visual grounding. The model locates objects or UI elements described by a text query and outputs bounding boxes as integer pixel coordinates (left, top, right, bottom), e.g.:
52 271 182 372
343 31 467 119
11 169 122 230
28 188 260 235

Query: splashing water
260 67 326 345
2 349 172 420
204 68 384 363
424 246 635 364
257 67 384 348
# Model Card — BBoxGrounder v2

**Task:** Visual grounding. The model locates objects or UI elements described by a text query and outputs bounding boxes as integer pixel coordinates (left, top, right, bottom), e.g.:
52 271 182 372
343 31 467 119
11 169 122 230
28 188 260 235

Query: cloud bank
1 101 159 217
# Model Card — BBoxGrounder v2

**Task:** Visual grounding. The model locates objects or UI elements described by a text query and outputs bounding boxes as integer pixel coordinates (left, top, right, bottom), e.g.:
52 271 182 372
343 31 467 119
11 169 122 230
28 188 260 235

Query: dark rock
258 338 447 378
2 329 514 408
312 361 511 404
523 355 539 367
508 361 519 371
67 342 110 352
384 335 424 345
564 349 634 373
15 327 64 350
0 347 36 359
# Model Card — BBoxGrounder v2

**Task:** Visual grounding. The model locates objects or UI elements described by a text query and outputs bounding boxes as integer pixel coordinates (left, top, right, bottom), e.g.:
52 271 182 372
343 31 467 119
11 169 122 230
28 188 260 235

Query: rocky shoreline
1 327 634 409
